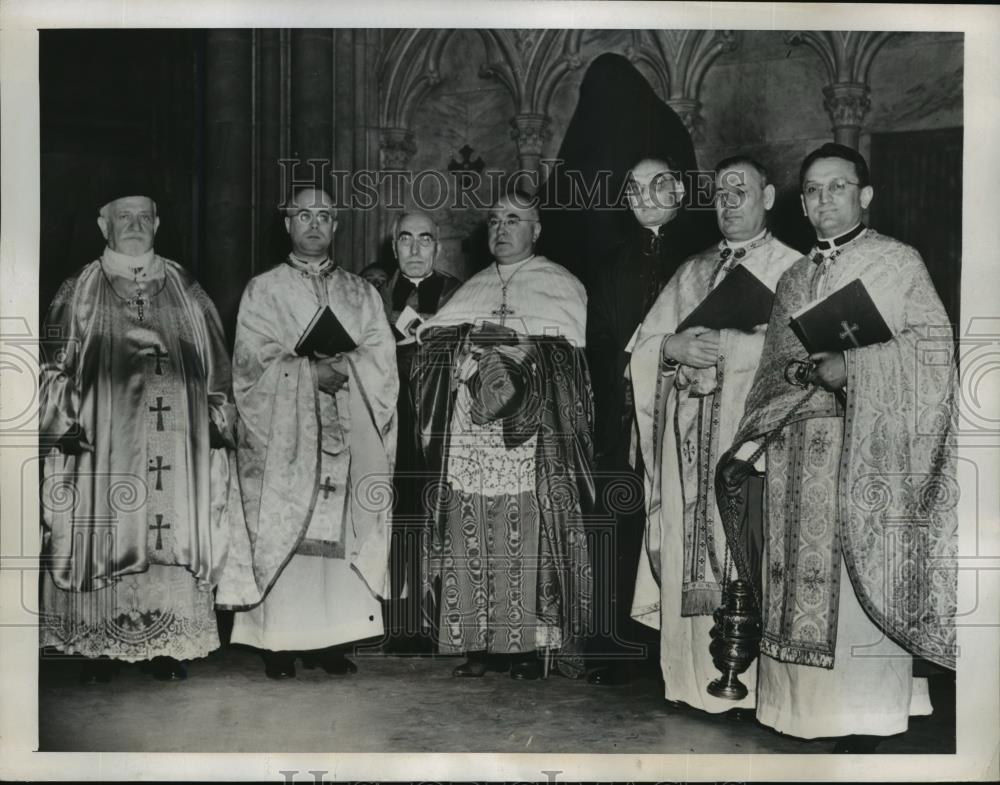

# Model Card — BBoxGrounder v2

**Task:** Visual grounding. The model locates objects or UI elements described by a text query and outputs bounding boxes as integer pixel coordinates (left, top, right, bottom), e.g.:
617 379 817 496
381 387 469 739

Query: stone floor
38 644 955 754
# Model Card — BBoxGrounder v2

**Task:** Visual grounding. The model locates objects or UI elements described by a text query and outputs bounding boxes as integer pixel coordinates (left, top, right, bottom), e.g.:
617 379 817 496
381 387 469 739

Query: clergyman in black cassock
378 211 460 652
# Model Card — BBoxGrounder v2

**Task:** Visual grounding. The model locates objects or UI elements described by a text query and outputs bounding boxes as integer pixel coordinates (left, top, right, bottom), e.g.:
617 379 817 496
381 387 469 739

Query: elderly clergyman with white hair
39 175 235 684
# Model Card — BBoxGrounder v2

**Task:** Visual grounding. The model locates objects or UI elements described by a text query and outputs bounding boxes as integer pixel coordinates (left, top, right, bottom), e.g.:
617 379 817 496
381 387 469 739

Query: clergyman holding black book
717 143 957 752
629 155 800 716
219 186 399 681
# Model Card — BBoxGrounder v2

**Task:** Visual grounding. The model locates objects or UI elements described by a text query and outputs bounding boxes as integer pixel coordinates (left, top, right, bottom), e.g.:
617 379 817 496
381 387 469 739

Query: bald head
284 188 338 261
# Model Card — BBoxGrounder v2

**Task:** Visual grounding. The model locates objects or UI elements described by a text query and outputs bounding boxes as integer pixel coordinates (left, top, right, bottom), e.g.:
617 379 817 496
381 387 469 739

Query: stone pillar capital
379 127 417 170
509 113 552 174
822 82 871 148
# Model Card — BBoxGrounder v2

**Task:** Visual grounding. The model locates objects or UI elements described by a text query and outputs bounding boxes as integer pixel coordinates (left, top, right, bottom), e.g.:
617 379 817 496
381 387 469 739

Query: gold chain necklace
491 255 533 325
100 262 167 322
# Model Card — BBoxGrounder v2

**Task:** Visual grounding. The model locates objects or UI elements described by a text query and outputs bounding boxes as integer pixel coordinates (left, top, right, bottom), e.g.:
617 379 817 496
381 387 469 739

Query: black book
789 278 892 353
675 264 775 333
294 305 358 357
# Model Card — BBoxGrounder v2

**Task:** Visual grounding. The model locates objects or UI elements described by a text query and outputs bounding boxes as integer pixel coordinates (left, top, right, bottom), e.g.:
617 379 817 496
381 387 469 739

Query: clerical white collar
815 223 866 253
723 228 768 250
404 273 431 286
288 253 334 275
101 247 160 279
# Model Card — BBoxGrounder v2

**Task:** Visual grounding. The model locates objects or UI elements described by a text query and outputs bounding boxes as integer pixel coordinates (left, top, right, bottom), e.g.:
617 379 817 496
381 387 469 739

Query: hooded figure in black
537 53 717 686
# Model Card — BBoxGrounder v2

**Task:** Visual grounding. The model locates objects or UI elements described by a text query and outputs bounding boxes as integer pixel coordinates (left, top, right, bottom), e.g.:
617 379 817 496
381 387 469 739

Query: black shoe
586 665 631 686
302 652 357 675
78 659 115 685
833 734 882 754
510 657 541 680
723 707 756 723
452 652 510 677
263 652 296 680
452 658 488 677
664 699 687 711
149 656 187 681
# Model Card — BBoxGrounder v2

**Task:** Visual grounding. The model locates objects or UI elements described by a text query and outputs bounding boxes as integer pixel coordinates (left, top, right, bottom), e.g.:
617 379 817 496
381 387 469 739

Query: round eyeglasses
802 179 860 200
293 210 335 225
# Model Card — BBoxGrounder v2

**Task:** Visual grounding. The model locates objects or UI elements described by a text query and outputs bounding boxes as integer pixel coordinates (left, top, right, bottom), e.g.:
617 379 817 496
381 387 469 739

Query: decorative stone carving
510 113 552 173
628 29 740 136
786 31 898 147
510 113 551 157
823 82 872 142
379 127 416 170
512 29 540 56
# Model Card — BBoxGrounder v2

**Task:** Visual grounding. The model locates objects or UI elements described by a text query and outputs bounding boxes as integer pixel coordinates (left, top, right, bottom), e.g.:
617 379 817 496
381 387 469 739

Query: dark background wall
40 30 203 311
39 29 964 342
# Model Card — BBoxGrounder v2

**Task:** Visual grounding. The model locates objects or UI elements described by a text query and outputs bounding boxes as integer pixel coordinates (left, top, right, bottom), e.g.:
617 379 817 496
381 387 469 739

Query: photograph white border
2 1 998 781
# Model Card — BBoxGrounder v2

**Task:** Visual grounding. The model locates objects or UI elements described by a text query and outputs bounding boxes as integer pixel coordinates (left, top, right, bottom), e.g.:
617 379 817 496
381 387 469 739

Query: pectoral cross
150 514 170 550
319 476 337 499
150 346 168 375
127 291 148 322
147 455 172 490
149 397 171 431
491 300 515 327
838 320 861 348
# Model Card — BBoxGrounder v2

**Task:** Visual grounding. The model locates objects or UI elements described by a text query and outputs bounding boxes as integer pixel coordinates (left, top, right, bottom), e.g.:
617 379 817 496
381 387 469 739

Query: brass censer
707 577 761 700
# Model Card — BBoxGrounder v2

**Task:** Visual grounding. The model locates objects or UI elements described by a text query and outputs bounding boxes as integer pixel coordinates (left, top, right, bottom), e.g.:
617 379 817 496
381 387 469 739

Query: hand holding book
663 326 720 369
675 265 775 333
788 278 891 354
807 350 847 393
314 354 349 394
295 305 358 358
786 278 890 398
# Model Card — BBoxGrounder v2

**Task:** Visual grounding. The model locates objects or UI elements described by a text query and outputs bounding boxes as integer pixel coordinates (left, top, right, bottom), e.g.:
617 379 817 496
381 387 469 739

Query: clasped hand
807 350 847 392
716 447 761 495
664 327 720 369
313 353 349 394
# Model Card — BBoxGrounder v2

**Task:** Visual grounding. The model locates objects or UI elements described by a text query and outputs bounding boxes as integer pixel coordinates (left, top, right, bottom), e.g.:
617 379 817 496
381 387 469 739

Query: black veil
537 53 717 288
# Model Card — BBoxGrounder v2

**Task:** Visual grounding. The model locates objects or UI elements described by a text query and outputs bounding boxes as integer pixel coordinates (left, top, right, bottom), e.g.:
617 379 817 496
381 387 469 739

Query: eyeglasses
397 234 435 248
626 178 682 208
293 210 335 225
713 190 746 208
802 179 860 200
487 216 534 230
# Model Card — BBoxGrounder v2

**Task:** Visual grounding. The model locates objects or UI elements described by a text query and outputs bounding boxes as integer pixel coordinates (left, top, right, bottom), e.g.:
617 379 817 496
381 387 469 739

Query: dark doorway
868 127 963 335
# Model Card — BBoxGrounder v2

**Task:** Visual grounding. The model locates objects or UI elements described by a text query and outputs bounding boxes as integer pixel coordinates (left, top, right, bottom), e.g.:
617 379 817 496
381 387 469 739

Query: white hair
99 196 158 220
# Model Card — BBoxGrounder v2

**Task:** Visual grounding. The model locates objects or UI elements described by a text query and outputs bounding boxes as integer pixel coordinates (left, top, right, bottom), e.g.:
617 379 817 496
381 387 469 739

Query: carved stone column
823 82 871 149
786 31 897 149
290 29 334 168
204 29 253 342
253 29 290 272
509 113 551 184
